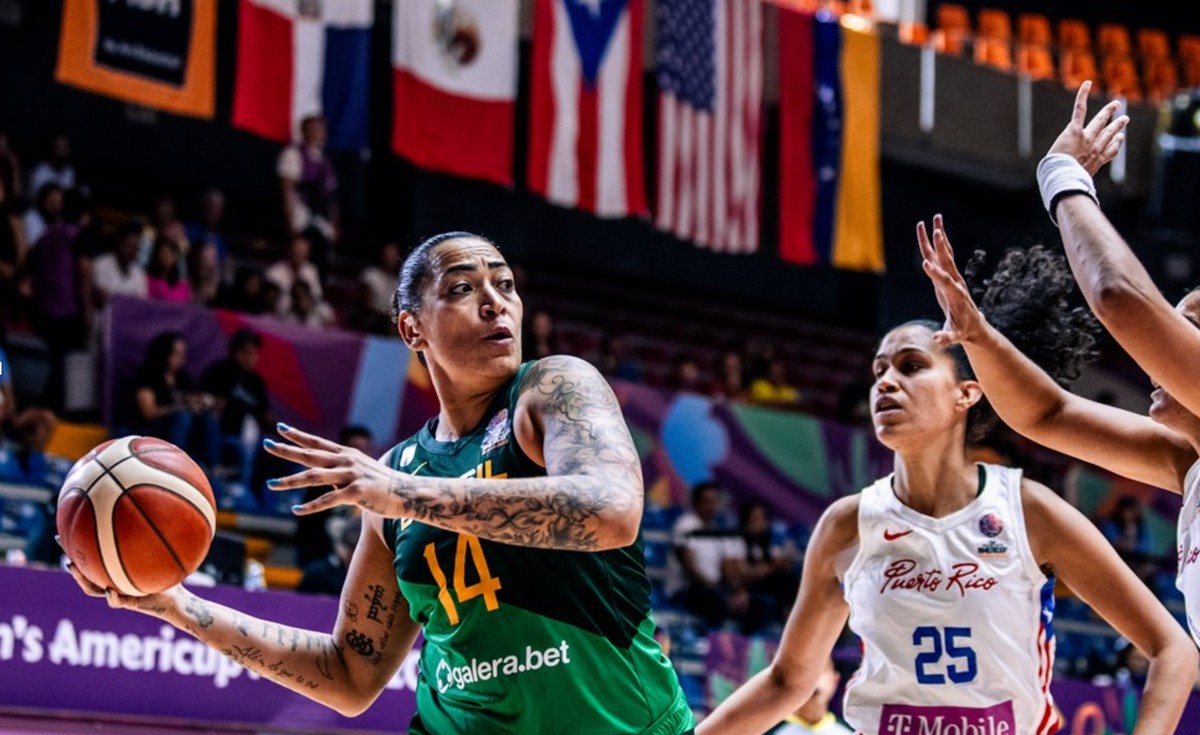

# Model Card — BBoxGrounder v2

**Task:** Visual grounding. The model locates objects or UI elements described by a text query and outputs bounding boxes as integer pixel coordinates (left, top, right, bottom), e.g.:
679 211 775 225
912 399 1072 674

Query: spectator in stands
139 196 189 268
768 657 852 735
749 358 802 408
360 242 400 319
0 172 25 323
295 426 372 564
91 220 147 307
669 353 707 394
1101 495 1153 559
278 114 338 269
185 189 230 283
23 182 62 247
284 280 335 329
297 512 362 596
134 332 221 483
523 308 559 361
262 281 284 318
598 333 645 383
670 481 770 632
223 268 267 314
146 236 191 303
187 241 221 306
26 187 91 411
27 133 74 197
266 234 323 315
739 500 800 621
713 349 747 400
0 132 21 201
201 328 272 510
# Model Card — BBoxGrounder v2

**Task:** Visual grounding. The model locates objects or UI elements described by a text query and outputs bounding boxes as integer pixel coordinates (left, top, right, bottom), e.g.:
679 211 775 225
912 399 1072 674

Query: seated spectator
265 234 323 315
91 220 147 306
0 132 21 201
146 236 191 302
201 328 272 510
598 333 645 383
139 196 189 269
283 280 335 329
669 481 771 632
188 240 221 306
768 657 852 735
739 500 800 621
297 514 362 596
262 281 284 317
23 182 62 247
222 268 267 314
713 349 747 400
133 332 220 485
524 308 560 360
278 114 339 269
360 242 399 318
28 133 75 197
185 189 230 283
748 358 802 408
668 353 708 394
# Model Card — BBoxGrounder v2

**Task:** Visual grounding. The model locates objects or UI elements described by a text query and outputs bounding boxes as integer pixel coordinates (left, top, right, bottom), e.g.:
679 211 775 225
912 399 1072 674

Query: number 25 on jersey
423 534 503 625
913 626 977 684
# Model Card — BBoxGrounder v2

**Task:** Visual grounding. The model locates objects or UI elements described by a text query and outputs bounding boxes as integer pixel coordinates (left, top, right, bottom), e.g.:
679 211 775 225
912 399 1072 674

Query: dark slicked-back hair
892 245 1100 444
390 231 498 325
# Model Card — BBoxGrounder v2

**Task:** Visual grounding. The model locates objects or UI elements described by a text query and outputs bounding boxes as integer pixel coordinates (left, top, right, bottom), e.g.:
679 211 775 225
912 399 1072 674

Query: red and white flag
527 0 646 218
392 0 519 185
655 0 763 252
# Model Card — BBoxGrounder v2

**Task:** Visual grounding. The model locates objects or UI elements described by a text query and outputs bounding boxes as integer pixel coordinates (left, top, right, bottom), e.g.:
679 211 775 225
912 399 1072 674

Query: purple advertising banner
0 566 415 733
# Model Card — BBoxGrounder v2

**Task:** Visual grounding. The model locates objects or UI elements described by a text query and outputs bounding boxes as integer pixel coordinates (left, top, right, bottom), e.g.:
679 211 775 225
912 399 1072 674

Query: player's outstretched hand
263 423 401 516
917 215 987 347
1048 81 1129 176
63 555 179 615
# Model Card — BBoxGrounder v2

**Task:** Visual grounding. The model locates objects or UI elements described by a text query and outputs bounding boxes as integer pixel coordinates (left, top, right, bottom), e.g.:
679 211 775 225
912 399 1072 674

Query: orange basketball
56 436 217 596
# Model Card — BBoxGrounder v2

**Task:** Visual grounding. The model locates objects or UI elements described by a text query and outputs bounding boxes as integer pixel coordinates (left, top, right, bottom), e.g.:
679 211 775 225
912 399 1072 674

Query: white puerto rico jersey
1175 459 1200 645
839 464 1060 735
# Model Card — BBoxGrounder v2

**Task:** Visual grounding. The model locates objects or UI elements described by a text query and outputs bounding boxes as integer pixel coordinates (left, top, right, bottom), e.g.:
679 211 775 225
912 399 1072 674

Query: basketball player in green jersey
67 232 694 734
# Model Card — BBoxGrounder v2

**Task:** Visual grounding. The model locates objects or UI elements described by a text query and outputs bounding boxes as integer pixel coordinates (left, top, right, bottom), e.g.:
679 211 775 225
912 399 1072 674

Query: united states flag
655 0 763 253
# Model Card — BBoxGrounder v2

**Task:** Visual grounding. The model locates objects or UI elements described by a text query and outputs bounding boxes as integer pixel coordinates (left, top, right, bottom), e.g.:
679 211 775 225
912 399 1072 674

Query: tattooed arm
266 356 644 551
66 512 419 717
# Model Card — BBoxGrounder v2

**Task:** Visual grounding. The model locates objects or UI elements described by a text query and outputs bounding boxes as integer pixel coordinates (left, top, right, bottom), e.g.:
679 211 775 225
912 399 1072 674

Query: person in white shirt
699 241 1196 734
265 234 323 316
92 220 147 306
28 133 75 197
360 242 400 317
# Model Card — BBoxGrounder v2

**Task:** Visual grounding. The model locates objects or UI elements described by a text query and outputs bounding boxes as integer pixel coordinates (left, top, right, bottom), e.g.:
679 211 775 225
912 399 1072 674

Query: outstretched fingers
1071 81 1092 127
275 423 345 453
267 466 354 492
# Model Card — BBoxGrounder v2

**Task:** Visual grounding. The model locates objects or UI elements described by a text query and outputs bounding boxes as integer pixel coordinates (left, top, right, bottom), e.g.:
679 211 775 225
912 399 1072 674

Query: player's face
407 239 523 384
1149 292 1200 432
870 325 974 450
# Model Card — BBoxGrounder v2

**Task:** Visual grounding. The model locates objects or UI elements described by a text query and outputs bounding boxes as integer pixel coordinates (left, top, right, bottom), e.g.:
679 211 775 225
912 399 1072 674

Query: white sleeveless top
839 464 1061 735
1175 459 1200 645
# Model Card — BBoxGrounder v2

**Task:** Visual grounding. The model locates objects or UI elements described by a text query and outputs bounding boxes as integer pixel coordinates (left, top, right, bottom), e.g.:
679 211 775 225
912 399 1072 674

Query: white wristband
1037 153 1098 226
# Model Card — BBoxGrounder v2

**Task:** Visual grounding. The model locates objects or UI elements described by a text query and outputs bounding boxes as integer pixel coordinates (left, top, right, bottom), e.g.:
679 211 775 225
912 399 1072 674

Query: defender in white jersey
699 242 1196 735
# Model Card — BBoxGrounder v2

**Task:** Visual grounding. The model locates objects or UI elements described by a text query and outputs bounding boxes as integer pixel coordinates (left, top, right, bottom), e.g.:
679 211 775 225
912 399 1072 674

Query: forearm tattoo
385 356 642 550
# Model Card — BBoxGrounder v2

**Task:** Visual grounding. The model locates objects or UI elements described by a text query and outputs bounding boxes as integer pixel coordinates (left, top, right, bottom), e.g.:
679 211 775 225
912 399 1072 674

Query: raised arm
697 496 857 735
67 512 419 717
265 356 643 551
1042 82 1200 420
919 215 1196 492
1023 480 1197 734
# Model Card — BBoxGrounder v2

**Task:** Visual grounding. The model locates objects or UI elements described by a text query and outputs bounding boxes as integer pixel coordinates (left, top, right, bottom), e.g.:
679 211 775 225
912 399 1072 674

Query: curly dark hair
902 245 1100 444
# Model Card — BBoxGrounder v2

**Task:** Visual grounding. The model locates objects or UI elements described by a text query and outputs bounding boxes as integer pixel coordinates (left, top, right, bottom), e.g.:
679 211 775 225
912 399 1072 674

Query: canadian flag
392 0 520 185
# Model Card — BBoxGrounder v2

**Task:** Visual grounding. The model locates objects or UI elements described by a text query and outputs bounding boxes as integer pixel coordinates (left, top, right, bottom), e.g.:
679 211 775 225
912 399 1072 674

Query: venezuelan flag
778 8 884 272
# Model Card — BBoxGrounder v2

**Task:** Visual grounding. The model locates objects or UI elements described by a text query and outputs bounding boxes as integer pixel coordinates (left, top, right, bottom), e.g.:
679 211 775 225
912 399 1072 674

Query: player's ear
398 310 425 350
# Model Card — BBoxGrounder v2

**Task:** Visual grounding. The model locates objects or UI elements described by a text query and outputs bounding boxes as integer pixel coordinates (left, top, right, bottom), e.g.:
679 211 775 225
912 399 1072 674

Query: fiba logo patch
978 513 1004 538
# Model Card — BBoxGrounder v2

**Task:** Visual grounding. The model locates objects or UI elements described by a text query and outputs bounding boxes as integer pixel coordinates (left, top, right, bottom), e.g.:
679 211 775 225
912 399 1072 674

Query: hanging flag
232 0 372 150
778 9 884 272
527 0 646 218
56 0 217 118
655 0 763 253
392 0 520 186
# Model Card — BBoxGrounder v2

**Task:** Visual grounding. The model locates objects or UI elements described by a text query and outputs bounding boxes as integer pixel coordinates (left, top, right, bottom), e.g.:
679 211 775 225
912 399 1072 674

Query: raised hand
1048 81 1129 176
262 423 401 516
917 215 987 346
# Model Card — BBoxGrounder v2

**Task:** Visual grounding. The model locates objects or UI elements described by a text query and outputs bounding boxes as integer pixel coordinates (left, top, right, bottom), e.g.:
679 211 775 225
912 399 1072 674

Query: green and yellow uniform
382 362 693 734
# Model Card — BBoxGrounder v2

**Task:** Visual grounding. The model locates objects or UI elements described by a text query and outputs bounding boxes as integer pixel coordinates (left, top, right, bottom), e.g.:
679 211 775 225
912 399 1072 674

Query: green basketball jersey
382 362 693 735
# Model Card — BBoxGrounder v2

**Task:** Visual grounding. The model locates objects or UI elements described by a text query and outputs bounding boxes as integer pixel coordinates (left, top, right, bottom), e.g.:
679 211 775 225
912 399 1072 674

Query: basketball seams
86 473 144 596
119 490 188 576
123 457 217 532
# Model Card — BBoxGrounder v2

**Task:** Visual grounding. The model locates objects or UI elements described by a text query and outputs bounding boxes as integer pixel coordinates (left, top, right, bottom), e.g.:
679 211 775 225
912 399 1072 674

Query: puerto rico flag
232 0 372 150
392 0 520 186
527 0 646 218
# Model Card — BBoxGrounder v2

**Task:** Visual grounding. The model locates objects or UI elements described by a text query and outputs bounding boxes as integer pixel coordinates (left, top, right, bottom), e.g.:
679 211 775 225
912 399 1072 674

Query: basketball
56 436 217 597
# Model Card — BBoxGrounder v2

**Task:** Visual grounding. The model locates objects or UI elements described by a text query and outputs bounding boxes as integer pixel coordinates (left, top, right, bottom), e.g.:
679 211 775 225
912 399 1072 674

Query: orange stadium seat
976 8 1011 40
975 37 1013 70
899 21 931 45
1061 49 1098 89
935 2 971 55
1179 34 1200 64
1103 56 1142 102
1183 59 1200 89
1017 44 1055 80
1143 57 1178 104
1136 29 1171 62
1057 19 1092 53
1097 23 1132 58
1016 13 1051 47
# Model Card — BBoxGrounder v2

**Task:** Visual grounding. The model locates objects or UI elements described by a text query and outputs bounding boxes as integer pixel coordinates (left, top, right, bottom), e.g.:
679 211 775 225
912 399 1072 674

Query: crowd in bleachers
0 120 1188 700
